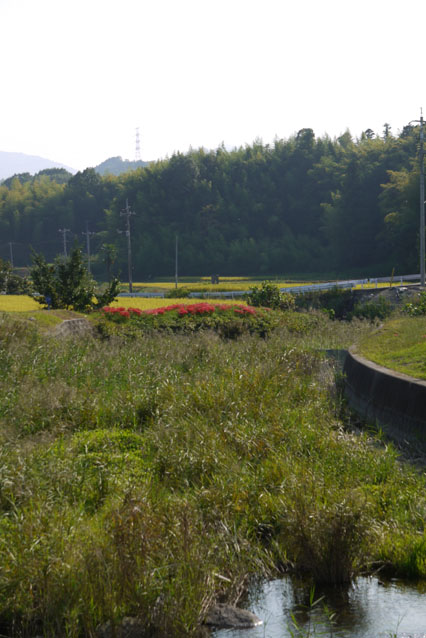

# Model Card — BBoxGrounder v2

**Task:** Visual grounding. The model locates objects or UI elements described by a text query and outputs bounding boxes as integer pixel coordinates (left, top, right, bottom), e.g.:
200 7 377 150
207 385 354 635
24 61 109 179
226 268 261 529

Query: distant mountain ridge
0 151 75 181
0 151 151 182
94 156 149 176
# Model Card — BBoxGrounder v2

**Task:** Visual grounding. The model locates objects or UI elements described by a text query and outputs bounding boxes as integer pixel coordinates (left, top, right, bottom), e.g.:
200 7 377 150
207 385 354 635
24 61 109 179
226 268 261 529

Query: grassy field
358 315 426 380
1 309 426 636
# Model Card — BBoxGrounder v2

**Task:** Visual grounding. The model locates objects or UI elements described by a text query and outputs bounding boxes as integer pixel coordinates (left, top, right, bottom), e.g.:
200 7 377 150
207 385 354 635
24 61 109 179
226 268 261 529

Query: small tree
30 245 120 312
0 258 30 294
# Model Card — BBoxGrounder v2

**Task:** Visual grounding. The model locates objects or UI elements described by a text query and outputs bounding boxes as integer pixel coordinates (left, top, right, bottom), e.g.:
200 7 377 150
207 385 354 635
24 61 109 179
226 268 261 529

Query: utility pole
8 242 14 268
118 199 135 293
420 112 425 287
409 111 425 286
175 234 178 289
82 222 96 275
58 228 71 257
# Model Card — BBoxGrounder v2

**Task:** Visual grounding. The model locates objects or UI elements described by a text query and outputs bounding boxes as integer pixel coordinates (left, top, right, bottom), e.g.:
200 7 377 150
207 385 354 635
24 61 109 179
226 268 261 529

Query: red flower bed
101 302 258 318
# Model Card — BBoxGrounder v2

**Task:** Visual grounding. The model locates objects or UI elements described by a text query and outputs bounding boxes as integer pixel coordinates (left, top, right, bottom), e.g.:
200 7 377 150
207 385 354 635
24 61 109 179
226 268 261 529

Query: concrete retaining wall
343 350 426 448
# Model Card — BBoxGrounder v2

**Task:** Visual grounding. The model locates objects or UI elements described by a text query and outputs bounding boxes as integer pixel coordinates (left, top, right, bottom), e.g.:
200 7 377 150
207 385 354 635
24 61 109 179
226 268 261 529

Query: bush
244 281 295 310
403 291 426 316
97 302 278 339
349 296 393 321
166 287 191 298
295 288 354 319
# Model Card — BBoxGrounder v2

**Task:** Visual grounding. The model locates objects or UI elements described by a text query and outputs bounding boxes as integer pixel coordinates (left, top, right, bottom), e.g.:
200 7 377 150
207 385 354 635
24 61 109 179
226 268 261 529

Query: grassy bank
1 311 426 636
358 315 426 380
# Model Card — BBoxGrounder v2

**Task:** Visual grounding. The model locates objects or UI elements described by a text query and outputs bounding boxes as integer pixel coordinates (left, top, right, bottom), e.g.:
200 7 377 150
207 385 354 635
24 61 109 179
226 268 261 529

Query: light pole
408 112 425 286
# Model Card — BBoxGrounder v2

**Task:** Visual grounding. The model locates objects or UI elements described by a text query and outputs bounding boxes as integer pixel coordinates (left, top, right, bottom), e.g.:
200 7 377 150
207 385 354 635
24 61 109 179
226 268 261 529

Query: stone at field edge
204 603 263 629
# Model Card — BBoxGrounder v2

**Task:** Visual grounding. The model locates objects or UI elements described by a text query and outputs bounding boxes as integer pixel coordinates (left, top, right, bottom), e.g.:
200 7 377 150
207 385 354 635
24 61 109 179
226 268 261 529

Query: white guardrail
118 274 421 299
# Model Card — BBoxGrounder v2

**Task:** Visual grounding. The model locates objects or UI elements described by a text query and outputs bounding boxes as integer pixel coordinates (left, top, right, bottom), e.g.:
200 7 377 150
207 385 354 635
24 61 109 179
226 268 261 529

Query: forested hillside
0 125 421 279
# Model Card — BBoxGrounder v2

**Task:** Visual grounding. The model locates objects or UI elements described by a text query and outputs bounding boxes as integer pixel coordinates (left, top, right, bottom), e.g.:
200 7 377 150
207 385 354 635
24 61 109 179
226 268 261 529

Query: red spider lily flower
178 307 189 315
119 310 130 318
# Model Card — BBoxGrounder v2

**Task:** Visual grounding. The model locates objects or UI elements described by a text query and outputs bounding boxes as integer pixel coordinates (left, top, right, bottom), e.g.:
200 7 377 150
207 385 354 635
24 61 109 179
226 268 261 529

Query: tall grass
0 312 425 636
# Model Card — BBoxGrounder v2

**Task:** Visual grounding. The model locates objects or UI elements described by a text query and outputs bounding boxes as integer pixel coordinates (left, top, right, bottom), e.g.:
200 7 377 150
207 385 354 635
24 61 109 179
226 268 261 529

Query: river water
214 576 426 638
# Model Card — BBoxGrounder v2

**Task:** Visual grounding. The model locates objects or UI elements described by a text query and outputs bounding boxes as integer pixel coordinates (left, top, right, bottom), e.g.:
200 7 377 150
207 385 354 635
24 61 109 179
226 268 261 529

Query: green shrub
244 281 295 310
295 288 354 319
166 287 191 298
349 296 392 321
403 290 426 316
97 302 278 339
0 258 30 294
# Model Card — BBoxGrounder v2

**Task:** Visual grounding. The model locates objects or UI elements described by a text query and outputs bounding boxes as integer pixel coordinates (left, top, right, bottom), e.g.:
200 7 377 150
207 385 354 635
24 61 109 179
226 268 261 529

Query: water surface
214 577 426 637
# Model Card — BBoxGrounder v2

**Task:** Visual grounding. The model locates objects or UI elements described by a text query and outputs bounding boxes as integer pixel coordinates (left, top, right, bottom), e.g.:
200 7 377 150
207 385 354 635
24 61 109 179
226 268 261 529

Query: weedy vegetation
1 306 426 637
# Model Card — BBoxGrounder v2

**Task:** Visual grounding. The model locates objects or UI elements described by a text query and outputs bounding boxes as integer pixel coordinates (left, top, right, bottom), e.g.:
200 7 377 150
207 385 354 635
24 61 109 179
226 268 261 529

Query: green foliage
297 289 392 322
166 287 191 298
282 490 371 584
97 302 278 339
403 290 426 316
295 288 355 319
0 258 30 293
100 243 118 281
244 281 295 310
30 245 120 311
349 296 393 321
0 125 422 278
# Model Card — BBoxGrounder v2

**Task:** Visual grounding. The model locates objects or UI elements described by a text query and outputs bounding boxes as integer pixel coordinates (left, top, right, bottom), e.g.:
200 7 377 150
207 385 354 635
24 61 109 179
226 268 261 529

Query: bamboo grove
0 124 422 278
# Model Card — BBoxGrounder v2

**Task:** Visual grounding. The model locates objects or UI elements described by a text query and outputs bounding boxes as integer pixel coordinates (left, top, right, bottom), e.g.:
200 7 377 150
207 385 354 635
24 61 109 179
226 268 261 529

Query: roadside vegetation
358 318 426 380
2 303 426 637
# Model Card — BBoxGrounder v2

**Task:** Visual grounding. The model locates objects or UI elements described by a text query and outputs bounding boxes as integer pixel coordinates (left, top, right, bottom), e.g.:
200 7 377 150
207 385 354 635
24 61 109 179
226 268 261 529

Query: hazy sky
1 0 425 171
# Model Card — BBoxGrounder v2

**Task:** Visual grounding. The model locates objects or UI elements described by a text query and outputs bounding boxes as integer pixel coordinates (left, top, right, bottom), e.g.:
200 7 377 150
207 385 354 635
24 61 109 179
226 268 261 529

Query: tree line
0 124 422 280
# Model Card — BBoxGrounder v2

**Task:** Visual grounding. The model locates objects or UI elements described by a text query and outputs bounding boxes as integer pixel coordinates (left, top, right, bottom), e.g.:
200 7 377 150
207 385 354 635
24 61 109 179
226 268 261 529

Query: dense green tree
30 245 120 311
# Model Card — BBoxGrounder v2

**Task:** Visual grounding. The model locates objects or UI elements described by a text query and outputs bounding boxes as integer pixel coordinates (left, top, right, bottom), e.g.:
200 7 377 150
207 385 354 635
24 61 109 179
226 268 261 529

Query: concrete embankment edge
343 349 426 448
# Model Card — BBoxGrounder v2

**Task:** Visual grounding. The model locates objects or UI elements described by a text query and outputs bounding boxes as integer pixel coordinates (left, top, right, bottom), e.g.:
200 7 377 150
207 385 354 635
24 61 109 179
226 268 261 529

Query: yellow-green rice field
0 295 244 313
0 295 40 312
